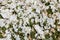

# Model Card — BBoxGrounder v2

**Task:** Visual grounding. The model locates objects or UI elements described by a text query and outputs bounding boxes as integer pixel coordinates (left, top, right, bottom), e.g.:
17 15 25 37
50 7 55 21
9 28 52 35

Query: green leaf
37 22 41 26
30 28 37 39
43 20 47 26
12 10 17 14
57 0 59 3
11 35 16 40
45 34 50 39
30 31 36 39
51 33 57 40
2 27 6 33
29 18 33 28
54 19 59 26
0 14 3 19
8 24 13 28
18 28 22 31
41 0 45 3
19 33 25 40
32 8 36 12
0 32 4 38
45 2 50 6
47 6 53 14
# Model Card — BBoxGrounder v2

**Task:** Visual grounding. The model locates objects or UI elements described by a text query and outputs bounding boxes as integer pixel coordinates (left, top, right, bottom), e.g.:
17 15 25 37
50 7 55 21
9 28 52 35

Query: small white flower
8 3 16 9
0 0 3 2
0 19 5 27
35 17 40 23
24 27 31 33
9 14 17 22
47 18 54 25
6 34 11 40
2 0 7 5
36 7 40 13
45 0 50 2
1 9 12 18
44 30 49 34
34 25 44 34
15 35 20 40
31 19 34 23
57 28 60 32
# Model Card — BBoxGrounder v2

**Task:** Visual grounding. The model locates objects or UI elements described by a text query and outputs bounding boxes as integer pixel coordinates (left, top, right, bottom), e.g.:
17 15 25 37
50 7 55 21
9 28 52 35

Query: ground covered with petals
0 0 60 40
